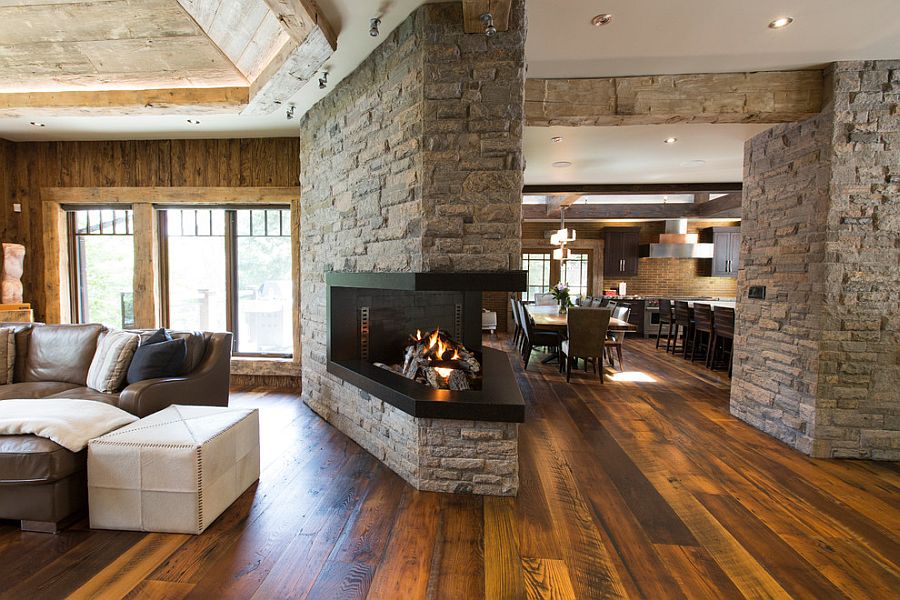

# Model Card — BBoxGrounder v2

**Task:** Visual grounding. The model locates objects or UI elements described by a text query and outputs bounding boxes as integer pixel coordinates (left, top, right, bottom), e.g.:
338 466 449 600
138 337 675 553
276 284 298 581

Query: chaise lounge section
0 323 232 532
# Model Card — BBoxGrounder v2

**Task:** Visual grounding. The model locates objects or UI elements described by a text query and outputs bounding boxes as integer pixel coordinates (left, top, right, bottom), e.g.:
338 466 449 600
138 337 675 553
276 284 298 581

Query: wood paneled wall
5 138 300 322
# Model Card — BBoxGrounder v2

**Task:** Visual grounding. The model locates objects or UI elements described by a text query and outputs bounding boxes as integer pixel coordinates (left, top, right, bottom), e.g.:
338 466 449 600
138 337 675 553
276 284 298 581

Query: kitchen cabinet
704 227 741 277
604 228 640 277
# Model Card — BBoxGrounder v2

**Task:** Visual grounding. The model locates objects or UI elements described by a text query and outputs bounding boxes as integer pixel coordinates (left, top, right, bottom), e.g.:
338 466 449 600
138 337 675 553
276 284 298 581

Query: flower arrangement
550 282 572 313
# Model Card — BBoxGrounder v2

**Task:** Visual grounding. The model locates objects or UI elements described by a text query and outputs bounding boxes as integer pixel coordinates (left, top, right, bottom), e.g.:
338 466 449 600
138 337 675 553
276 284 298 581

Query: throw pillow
86 329 140 393
126 338 187 385
0 328 14 385
140 328 172 346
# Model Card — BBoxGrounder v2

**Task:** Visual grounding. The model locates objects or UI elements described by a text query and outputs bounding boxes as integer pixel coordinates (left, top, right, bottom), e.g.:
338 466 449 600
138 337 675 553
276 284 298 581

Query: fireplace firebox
326 271 527 423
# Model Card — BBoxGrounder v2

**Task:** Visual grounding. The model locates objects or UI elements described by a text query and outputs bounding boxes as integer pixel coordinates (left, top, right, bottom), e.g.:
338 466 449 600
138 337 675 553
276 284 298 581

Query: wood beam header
41 186 299 205
523 183 742 195
526 70 824 126
462 1 512 34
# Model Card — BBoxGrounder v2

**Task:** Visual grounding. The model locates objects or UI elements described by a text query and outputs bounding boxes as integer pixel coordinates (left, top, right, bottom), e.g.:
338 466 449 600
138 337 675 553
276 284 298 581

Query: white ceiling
526 0 900 78
524 123 771 185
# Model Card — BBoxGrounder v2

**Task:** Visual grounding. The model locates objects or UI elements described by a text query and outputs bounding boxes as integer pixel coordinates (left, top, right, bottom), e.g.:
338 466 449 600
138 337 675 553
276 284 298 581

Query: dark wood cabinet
704 227 741 277
603 228 640 277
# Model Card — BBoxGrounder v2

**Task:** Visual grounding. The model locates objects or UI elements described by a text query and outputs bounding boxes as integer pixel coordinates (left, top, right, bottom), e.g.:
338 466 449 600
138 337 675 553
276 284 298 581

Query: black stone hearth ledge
328 347 525 423
326 270 527 292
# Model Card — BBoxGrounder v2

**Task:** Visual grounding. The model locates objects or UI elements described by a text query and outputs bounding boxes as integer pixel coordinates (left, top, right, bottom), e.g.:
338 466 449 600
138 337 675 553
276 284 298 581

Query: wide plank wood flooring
0 337 897 599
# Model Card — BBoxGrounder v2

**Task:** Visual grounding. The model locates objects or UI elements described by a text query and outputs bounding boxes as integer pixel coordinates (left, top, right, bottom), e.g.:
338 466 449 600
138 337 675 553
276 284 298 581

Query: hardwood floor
1 337 897 599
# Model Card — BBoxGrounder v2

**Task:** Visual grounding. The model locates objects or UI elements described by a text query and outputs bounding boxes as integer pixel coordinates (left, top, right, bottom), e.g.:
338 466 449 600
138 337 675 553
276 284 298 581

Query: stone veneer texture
298 2 526 494
732 61 899 459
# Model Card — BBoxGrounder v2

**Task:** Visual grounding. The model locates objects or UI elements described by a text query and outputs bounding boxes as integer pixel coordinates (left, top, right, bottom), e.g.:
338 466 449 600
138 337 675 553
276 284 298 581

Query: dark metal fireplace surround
326 271 526 423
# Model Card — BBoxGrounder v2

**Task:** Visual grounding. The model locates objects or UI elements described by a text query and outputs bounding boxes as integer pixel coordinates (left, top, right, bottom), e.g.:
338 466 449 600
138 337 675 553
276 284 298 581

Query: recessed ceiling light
681 159 707 168
664 137 678 144
551 136 563 143
768 16 793 29
552 161 572 168
591 13 613 27
186 119 201 125
29 121 45 127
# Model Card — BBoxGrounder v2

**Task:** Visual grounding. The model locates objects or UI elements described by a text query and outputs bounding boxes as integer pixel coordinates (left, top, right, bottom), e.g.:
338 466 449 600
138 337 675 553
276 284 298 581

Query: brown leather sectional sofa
0 323 232 532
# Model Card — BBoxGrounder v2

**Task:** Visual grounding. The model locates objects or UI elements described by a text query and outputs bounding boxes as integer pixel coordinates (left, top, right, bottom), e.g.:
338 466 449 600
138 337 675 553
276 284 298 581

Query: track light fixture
318 72 328 89
369 17 381 37
481 13 496 37
286 105 295 120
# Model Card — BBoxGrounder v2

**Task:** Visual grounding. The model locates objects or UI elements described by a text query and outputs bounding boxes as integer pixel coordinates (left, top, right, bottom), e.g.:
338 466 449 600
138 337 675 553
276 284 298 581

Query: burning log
395 328 481 391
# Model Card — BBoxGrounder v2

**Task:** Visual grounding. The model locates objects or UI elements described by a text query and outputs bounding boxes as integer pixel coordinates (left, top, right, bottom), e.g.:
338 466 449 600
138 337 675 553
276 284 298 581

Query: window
563 252 589 299
160 208 292 357
68 208 135 328
522 252 551 301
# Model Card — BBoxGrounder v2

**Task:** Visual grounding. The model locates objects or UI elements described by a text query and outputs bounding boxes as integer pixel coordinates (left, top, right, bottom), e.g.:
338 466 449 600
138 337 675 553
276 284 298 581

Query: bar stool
710 307 735 377
690 303 714 364
672 301 694 356
656 299 674 351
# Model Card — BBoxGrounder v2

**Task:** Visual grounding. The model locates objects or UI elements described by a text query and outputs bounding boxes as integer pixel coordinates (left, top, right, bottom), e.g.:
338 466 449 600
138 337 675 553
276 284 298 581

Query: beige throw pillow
86 329 140 393
0 328 14 385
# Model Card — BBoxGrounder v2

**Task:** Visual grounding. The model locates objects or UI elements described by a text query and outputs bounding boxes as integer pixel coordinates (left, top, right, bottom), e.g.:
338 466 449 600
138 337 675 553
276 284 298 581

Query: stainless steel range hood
639 219 714 259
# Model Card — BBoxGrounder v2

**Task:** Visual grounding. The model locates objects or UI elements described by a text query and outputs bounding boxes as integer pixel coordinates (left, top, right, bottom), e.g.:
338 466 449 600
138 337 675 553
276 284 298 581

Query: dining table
526 304 637 332
525 304 637 364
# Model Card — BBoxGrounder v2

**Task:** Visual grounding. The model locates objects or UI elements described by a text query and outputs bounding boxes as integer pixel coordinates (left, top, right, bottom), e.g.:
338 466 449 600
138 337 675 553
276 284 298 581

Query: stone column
732 61 900 459
297 1 527 494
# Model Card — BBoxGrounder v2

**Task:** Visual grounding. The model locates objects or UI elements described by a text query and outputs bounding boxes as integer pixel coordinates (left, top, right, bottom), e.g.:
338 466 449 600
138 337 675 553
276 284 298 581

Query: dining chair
672 301 694 356
518 302 560 369
605 306 630 370
591 298 604 308
510 297 522 349
606 301 618 312
690 303 714 364
656 299 675 351
560 307 610 383
710 306 735 376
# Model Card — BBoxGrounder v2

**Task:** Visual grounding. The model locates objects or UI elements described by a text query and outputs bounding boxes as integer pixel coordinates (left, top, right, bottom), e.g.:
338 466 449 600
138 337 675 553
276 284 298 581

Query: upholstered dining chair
605 306 631 370
560 307 611 383
510 297 522 349
517 301 560 369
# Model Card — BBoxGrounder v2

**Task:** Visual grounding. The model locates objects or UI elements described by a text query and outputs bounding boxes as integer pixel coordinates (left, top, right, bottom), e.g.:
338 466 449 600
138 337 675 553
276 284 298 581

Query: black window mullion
225 210 238 351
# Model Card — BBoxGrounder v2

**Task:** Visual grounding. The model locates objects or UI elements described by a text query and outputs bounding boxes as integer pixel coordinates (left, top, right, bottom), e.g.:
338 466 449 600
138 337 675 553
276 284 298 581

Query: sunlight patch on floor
609 371 657 383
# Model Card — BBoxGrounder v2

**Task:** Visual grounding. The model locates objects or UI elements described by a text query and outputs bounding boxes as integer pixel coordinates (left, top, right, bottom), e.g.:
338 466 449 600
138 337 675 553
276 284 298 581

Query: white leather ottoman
88 405 259 534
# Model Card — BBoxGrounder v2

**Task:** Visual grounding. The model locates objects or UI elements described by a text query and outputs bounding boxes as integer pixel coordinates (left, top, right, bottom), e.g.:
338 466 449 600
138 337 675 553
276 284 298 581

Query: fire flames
374 328 481 391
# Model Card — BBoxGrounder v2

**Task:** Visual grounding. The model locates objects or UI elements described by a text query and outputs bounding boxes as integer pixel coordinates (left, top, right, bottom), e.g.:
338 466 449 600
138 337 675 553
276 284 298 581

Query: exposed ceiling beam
525 70 824 126
523 183 742 195
267 0 337 50
692 192 743 216
546 193 582 218
0 87 248 116
462 1 512 34
523 191 745 221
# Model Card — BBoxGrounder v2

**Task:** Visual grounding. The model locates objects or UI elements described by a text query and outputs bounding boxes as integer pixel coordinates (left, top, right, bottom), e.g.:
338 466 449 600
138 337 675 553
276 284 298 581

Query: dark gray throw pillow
125 338 187 385
142 327 172 346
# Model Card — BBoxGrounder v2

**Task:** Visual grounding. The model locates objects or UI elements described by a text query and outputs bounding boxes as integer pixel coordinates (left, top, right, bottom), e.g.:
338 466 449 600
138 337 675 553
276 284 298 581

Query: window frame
158 205 292 358
521 251 552 302
66 206 135 327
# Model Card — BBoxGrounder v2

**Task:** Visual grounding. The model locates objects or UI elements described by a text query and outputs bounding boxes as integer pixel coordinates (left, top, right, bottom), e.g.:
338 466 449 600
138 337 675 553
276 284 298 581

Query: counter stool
656 299 674 351
690 303 714 365
671 301 694 356
710 307 735 377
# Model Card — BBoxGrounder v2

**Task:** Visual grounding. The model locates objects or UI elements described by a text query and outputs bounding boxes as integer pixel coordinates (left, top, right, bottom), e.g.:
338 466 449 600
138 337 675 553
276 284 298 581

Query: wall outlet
12 203 21 213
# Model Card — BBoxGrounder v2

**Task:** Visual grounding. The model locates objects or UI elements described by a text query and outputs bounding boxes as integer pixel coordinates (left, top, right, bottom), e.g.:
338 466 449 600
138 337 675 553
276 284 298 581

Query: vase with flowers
550 282 573 314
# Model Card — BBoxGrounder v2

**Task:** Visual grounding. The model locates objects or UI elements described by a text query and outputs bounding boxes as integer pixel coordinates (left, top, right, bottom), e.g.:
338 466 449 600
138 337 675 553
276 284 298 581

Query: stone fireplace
298 1 527 494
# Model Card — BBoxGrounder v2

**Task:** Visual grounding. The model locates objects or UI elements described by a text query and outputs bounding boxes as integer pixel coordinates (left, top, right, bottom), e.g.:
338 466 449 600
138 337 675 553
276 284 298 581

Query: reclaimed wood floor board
0 339 896 599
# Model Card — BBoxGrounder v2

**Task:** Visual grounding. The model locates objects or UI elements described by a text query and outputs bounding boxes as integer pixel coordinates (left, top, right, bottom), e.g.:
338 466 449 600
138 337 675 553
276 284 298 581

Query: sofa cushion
140 328 171 346
0 381 81 400
23 324 104 385
126 338 187 385
0 434 85 484
86 329 140 393
0 328 14 385
46 387 120 405
8 323 36 383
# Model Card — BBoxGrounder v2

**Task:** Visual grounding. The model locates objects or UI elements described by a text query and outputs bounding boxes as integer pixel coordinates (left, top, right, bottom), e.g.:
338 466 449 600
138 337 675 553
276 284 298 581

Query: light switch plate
12 203 21 213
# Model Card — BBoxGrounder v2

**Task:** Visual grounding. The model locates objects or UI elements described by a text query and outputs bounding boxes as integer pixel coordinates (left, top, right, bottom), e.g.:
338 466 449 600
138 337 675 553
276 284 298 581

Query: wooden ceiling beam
462 0 512 33
0 87 248 116
525 70 824 126
692 192 743 216
523 183 742 195
523 192 744 221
